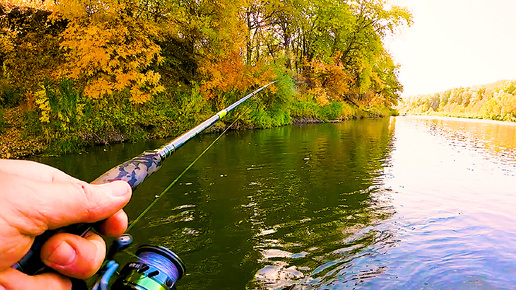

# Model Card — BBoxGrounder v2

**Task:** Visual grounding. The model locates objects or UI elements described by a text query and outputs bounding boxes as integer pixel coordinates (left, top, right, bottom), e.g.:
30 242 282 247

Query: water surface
36 116 516 289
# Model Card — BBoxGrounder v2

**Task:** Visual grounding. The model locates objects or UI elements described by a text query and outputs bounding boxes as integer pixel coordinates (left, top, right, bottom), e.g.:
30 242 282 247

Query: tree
0 5 64 96
52 1 164 103
2 0 411 109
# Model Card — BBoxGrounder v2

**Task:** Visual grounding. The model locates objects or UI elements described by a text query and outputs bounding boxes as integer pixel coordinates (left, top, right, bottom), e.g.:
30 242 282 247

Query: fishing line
126 112 246 233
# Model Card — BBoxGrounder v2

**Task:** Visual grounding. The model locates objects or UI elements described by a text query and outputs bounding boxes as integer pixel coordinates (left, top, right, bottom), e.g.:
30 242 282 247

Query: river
35 116 516 289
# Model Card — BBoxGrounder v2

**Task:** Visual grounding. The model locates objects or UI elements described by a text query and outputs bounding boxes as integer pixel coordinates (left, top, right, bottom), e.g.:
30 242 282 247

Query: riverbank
0 104 397 159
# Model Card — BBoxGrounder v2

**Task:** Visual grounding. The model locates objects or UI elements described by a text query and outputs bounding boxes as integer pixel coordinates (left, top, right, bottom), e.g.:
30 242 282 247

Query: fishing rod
13 81 276 288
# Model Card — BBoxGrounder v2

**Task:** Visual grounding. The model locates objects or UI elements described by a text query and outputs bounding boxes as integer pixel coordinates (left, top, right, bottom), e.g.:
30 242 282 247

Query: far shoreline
397 113 516 125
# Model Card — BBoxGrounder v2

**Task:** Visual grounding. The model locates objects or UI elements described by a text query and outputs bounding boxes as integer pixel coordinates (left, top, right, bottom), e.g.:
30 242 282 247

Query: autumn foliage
200 52 277 100
1 0 411 106
0 0 414 155
59 17 163 103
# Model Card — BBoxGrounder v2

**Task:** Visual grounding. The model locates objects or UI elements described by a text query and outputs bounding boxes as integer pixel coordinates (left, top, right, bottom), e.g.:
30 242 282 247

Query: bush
290 101 321 119
320 101 343 120
0 80 21 108
0 108 6 133
251 108 273 128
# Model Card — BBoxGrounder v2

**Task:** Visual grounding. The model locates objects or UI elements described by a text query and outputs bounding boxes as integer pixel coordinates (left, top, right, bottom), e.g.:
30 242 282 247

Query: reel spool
112 245 185 290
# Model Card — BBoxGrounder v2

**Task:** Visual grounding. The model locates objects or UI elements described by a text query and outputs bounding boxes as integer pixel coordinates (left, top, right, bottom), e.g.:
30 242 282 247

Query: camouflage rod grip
12 150 165 275
92 150 165 187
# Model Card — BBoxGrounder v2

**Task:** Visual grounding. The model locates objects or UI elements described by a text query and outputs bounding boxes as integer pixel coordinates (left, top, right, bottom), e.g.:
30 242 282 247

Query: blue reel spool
112 245 185 290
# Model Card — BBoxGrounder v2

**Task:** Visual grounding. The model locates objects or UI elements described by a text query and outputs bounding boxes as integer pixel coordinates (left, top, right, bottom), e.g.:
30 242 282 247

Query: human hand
0 159 132 289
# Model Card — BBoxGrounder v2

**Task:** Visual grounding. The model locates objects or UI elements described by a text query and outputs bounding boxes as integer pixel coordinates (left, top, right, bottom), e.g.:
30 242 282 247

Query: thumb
24 180 132 233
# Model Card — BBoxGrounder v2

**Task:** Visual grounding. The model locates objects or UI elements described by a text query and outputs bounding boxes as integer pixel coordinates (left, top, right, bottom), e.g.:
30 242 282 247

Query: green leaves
241 0 410 106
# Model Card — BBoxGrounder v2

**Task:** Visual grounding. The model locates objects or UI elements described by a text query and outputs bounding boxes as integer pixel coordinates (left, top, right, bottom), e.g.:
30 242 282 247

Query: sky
385 0 516 97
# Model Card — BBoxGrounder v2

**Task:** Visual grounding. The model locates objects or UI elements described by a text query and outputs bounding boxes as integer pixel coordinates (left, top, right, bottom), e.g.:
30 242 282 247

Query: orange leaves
2 0 55 11
201 53 246 96
83 78 113 99
200 51 276 99
306 57 354 104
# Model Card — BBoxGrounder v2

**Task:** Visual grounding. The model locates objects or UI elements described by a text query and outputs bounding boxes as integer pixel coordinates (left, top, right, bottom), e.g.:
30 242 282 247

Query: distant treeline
0 0 411 154
398 80 516 122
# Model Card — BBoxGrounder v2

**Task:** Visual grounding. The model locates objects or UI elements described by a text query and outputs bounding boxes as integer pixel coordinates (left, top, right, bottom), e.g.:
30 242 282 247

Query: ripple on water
39 117 516 289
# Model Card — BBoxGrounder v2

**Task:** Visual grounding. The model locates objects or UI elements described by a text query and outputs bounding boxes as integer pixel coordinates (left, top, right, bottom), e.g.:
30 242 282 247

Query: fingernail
47 241 76 266
104 181 131 197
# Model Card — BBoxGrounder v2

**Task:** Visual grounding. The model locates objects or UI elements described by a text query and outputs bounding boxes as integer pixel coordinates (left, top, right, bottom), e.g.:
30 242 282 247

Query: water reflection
238 120 396 289
32 116 516 289
34 119 397 289
412 116 516 163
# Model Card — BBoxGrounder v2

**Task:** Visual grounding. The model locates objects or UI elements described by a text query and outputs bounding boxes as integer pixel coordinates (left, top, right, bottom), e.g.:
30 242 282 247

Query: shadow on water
35 118 397 289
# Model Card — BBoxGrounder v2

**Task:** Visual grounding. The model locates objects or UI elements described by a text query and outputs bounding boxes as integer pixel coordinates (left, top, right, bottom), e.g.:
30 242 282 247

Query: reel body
93 235 185 290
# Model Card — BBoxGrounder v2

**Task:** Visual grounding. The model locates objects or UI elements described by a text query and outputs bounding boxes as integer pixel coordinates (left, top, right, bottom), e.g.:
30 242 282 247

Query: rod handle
92 151 164 187
13 151 164 275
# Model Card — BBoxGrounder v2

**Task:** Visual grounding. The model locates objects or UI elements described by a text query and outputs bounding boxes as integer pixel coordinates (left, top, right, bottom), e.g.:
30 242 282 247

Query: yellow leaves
33 79 86 134
0 30 15 77
0 32 15 55
84 78 113 99
108 59 120 70
129 88 151 104
307 87 330 106
35 86 50 123
140 71 163 90
401 81 516 121
1 6 65 92
2 0 56 11
115 72 134 89
58 16 163 103
130 71 165 103
368 93 387 106
481 91 516 121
